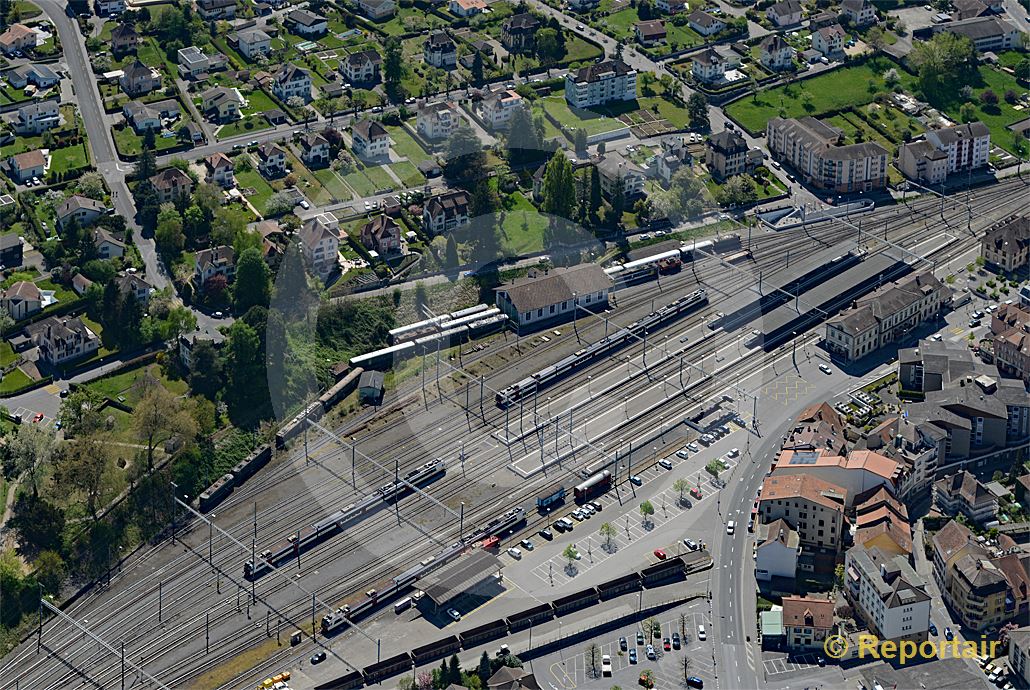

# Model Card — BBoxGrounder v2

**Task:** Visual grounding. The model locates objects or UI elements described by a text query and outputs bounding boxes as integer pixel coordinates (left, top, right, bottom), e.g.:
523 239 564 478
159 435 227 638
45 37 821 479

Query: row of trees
397 650 522 690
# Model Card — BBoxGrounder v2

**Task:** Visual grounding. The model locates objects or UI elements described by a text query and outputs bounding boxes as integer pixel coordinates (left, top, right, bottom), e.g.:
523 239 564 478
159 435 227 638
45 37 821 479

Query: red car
31 413 44 423
653 548 667 560
690 487 703 499
663 637 671 651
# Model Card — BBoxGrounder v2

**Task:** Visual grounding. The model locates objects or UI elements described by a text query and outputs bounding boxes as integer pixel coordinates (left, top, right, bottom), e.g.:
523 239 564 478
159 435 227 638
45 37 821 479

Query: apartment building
417 102 458 140
257 143 287 178
771 449 903 504
479 90 524 130
757 472 846 552
705 129 759 180
861 415 945 499
1010 628 1030 688
932 16 1022 52
981 214 1028 273
597 152 646 199
300 132 331 167
766 116 888 193
564 59 637 109
423 31 457 69
990 303 1030 383
196 0 237 20
204 152 235 187
766 0 802 27
422 189 471 235
272 64 311 103
844 546 931 644
194 245 236 287
824 271 949 363
812 24 846 56
299 215 340 278
502 13 540 52
351 119 390 160
852 486 913 558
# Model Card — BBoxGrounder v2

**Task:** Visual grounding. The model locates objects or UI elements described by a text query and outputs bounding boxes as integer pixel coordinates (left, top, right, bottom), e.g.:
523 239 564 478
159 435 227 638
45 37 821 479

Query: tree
0 307 12 340
155 203 185 255
959 102 977 123
585 643 600 678
469 177 499 217
264 191 296 216
471 49 485 84
1016 58 1030 83
910 32 975 92
35 550 66 596
833 563 845 590
445 234 459 269
478 651 492 684
76 172 107 200
866 26 886 52
681 656 693 683
233 247 271 314
189 340 223 400
541 150 576 221
599 521 615 551
4 424 59 497
225 320 268 421
573 127 588 153
687 93 709 130
59 387 105 437
383 37 404 101
133 383 199 471
443 125 487 181
448 654 461 686
507 106 543 162
163 305 197 344
562 543 578 571
653 168 704 224
673 478 690 504
639 500 655 526
716 175 757 207
56 434 111 521
536 28 562 63
980 89 999 107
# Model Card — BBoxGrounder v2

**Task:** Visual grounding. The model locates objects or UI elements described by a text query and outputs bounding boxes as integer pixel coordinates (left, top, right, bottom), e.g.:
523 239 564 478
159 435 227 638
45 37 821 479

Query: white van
726 521 736 535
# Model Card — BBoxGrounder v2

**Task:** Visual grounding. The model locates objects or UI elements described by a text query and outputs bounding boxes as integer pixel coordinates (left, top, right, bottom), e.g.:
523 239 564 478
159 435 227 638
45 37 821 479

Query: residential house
691 48 725 83
72 273 93 296
0 234 24 271
272 64 312 103
204 152 235 187
110 23 138 54
687 10 725 36
479 90 524 129
177 46 210 79
194 245 236 288
766 116 889 193
759 34 794 71
56 195 106 230
0 281 42 320
6 149 45 183
200 86 241 122
97 0 126 14
933 470 999 525
783 401 848 455
149 168 193 204
841 0 877 26
119 60 162 96
236 29 271 61
758 472 846 552
564 59 637 109
981 214 1028 273
300 132 331 167
635 20 667 46
423 190 472 237
0 24 36 55
1010 628 1030 689
357 0 396 20
952 0 997 20
256 142 287 178
990 302 1030 383
423 31 457 68
196 0 237 20
812 24 846 56
944 552 1025 631
853 485 913 557
502 13 540 52
844 546 931 644
755 518 801 582
655 0 688 13
4 63 59 89
93 228 126 259
13 101 60 135
824 271 949 363
115 272 153 304
26 316 100 364
341 49 382 85
286 9 328 36
596 151 646 199
360 215 402 254
766 0 802 27
351 119 390 159
299 216 340 278
123 99 180 132
896 140 950 185
448 0 487 17
495 264 614 330
780 595 835 651
417 101 459 140
655 136 691 184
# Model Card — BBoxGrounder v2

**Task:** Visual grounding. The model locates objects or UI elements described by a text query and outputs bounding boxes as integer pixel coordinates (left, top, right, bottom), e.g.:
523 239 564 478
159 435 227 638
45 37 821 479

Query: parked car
819 364 833 375
446 608 461 622
727 448 739 458
654 548 667 560
663 637 671 651
520 539 534 550
686 675 703 688
683 539 699 551
697 624 706 641
539 528 553 540
945 627 954 641
672 632 681 649
645 644 656 660
690 487 703 499
658 458 673 470
630 475 643 485
929 622 938 636
310 650 326 664
506 547 522 559
636 631 645 645
619 636 628 651
676 449 690 459
628 648 637 664
687 442 700 452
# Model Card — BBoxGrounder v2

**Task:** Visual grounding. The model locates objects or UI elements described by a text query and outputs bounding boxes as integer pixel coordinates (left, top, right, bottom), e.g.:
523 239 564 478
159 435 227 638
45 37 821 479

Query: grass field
537 96 627 136
312 168 354 201
112 126 182 157
725 58 916 133
0 368 32 394
924 60 1028 154
500 192 549 255
0 341 19 368
50 143 90 174
387 125 433 165
341 169 376 197
286 152 333 206
361 164 395 192
87 362 187 406
235 169 276 213
218 116 273 140
390 160 425 188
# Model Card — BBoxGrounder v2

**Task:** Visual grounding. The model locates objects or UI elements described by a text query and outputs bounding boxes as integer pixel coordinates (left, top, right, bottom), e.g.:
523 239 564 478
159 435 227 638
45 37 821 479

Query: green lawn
387 124 432 165
217 116 273 140
341 169 376 197
310 167 352 201
235 169 276 212
50 143 91 174
13 1 42 18
361 164 395 192
0 342 19 368
636 96 692 129
500 192 549 255
563 35 604 64
537 96 628 136
603 7 642 41
376 6 448 36
925 61 1029 154
6 133 45 155
112 126 182 157
725 58 917 134
241 89 279 117
389 160 425 189
0 368 32 394
87 362 187 406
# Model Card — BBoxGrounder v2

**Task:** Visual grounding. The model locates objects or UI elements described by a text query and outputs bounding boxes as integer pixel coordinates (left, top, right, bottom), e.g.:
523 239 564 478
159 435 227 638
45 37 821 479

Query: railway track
5 179 1026 689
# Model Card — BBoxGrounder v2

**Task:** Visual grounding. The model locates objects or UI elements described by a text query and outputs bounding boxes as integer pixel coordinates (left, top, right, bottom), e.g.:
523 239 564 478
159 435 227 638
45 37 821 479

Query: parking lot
538 601 717 690
522 428 747 588
762 652 824 677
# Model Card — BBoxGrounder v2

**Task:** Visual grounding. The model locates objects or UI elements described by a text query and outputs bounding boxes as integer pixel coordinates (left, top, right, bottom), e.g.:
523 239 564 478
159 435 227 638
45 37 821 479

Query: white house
341 49 382 85
299 215 340 278
351 119 390 159
56 195 106 230
194 245 236 288
759 34 795 71
448 0 486 17
812 24 846 56
6 149 45 182
479 90 524 129
417 101 458 140
422 189 470 235
423 31 457 69
845 546 932 643
841 0 877 26
691 48 725 83
597 151 646 198
204 152 235 187
766 0 802 27
286 9 328 36
272 64 312 103
687 10 725 36
300 132 331 167
26 316 100 364
755 519 801 582
358 0 396 20
1 281 42 320
236 29 271 60
564 59 637 109
257 142 287 178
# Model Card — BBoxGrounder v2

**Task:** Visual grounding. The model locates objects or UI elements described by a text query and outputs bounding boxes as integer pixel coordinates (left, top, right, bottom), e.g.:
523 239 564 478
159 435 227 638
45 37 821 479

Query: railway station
421 551 504 615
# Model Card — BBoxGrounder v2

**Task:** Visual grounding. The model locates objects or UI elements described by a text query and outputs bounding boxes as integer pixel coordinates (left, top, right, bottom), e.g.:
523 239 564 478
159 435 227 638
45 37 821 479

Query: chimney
895 434 903 448
880 563 887 579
